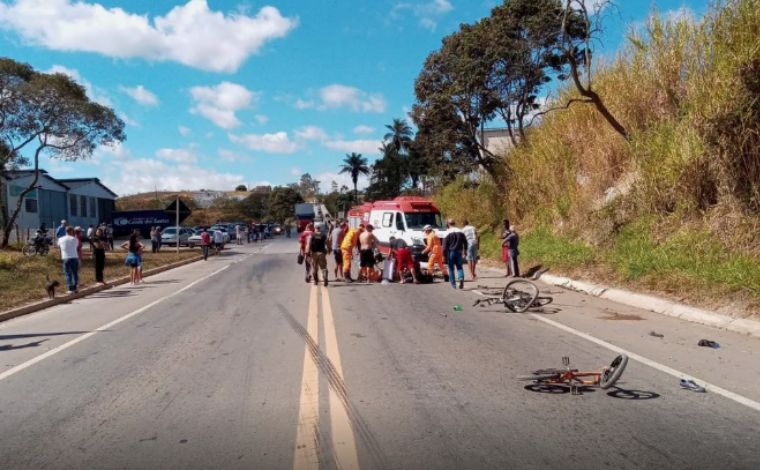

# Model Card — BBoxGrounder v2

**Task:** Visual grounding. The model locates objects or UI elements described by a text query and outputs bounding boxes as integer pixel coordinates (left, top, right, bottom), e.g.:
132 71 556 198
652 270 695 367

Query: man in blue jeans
442 219 468 289
57 226 80 293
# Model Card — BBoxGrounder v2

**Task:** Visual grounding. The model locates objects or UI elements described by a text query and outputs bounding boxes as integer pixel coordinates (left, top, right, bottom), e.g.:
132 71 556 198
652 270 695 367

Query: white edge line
471 289 760 413
0 262 233 382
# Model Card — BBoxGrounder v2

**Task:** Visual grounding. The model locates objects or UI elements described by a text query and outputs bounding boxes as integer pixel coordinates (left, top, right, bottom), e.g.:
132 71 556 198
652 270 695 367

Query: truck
294 203 332 232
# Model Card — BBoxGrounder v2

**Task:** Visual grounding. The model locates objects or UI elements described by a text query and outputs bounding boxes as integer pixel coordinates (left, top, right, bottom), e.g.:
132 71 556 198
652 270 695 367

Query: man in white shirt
57 226 80 293
462 219 480 280
213 228 225 253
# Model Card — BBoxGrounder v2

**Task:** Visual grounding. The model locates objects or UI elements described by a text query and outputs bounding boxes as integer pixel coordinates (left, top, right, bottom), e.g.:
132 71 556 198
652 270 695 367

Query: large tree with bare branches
0 58 125 247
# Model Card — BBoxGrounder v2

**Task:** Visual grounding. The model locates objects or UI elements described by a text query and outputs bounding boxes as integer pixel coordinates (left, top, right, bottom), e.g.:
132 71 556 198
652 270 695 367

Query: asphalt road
1 238 759 469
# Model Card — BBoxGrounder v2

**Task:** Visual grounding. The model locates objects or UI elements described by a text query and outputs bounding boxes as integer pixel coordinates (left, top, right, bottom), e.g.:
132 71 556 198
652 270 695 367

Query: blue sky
0 0 707 196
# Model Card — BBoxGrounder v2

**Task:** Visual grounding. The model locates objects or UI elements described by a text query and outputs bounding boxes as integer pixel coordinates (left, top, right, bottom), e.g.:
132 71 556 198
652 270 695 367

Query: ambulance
348 197 447 261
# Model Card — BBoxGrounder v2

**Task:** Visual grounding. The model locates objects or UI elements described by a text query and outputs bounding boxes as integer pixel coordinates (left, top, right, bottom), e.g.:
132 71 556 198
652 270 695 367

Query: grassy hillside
435 0 760 318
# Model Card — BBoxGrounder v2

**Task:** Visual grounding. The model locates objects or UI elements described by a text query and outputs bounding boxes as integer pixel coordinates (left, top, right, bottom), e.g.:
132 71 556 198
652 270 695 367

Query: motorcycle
23 230 52 256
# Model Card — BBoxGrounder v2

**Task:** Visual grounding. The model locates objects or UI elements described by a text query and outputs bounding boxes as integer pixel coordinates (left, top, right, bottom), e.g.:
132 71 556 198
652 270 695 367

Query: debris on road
649 331 665 338
698 339 720 348
680 379 707 393
453 304 462 311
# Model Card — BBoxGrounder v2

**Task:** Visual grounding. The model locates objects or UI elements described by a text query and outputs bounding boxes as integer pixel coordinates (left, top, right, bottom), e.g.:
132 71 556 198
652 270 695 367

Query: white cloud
294 125 328 141
178 125 191 137
119 85 159 106
290 167 302 176
229 131 298 154
392 0 453 31
323 139 382 155
0 1 297 73
118 112 140 127
46 64 111 106
190 82 257 129
96 141 129 160
318 84 386 113
254 114 269 124
218 148 247 163
103 158 245 195
316 171 369 193
294 98 315 110
155 147 198 164
353 125 375 135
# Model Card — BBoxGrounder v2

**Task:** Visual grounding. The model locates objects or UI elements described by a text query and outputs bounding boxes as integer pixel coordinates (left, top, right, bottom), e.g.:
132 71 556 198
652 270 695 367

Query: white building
2 170 117 241
480 127 516 156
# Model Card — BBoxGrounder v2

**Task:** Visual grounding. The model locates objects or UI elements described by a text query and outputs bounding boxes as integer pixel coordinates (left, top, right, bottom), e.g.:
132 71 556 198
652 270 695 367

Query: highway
1 238 759 469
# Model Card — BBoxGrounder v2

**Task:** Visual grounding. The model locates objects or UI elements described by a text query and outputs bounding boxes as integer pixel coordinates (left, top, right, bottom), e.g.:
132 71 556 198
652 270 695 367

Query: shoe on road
680 379 706 393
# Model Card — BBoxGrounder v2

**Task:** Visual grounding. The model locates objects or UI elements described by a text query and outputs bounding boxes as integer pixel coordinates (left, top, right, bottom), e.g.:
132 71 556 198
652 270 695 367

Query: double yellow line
293 285 360 470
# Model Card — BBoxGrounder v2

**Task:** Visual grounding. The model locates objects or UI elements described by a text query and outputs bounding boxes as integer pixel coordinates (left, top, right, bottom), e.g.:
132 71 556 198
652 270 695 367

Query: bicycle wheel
502 280 539 313
599 354 629 389
22 244 37 256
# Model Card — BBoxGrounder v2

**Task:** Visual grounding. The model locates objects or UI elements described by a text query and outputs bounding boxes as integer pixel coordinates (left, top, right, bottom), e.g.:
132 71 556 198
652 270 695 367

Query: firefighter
421 224 448 280
340 224 363 282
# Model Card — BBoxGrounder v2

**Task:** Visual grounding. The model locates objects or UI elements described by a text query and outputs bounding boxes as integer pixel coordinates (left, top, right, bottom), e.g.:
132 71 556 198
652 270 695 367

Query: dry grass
0 247 200 311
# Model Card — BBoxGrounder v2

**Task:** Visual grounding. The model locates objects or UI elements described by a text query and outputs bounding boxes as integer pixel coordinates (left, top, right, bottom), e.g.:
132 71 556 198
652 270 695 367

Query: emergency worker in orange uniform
340 224 363 282
422 224 448 280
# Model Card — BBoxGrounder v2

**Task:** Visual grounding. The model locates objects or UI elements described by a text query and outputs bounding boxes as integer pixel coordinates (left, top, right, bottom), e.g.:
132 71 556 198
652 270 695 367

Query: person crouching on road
421 224 448 281
359 224 378 283
58 226 79 294
308 223 329 286
389 236 419 284
443 219 467 289
329 221 345 281
340 224 362 282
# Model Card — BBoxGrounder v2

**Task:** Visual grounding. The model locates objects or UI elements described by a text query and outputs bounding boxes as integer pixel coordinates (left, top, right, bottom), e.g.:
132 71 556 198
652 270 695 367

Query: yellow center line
321 286 360 470
293 286 320 470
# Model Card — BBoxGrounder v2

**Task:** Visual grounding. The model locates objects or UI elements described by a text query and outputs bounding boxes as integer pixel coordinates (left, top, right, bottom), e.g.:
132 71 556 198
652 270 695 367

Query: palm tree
339 152 370 202
384 118 413 154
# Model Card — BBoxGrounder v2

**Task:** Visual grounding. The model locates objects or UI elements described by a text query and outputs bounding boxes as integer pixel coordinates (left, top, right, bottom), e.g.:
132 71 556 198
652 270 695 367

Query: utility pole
175 195 180 254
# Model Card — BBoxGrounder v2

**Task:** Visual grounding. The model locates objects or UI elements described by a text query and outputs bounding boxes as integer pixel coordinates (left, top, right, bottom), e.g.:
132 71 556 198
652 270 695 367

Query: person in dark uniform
307 223 329 287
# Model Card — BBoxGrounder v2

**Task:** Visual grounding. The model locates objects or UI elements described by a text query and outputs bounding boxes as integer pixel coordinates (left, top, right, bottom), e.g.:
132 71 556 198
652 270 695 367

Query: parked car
208 226 231 244
161 226 193 246
272 224 282 235
187 228 206 248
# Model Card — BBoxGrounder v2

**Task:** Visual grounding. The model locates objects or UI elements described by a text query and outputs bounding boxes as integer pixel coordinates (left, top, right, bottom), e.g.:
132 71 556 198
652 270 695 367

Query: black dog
45 275 60 299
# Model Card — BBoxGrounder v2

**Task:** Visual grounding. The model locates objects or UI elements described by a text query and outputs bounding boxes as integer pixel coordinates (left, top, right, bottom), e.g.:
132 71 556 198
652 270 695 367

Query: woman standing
121 229 144 285
92 227 108 285
500 219 511 277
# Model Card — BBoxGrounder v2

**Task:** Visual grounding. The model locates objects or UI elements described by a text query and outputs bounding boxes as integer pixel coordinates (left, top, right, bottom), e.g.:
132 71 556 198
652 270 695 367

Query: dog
45 275 60 299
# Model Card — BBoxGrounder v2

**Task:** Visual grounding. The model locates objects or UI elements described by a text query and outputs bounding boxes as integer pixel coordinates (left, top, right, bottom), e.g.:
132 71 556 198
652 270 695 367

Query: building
480 127 516 156
2 170 117 241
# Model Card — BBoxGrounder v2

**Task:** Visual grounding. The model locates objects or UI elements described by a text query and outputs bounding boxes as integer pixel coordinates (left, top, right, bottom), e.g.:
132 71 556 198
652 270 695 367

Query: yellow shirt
423 232 442 254
341 228 359 250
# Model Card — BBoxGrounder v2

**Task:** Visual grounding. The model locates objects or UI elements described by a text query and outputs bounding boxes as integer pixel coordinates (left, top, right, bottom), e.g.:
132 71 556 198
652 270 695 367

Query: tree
338 152 370 202
412 24 502 183
298 173 321 201
234 184 248 192
365 143 406 200
269 186 304 223
0 60 126 247
555 0 629 139
384 118 413 154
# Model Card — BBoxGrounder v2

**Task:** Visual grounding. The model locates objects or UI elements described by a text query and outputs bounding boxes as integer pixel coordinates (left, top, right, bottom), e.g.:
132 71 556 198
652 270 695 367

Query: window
382 212 393 228
396 212 405 231
25 198 38 213
80 195 87 217
70 194 78 216
404 212 443 230
89 197 96 219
